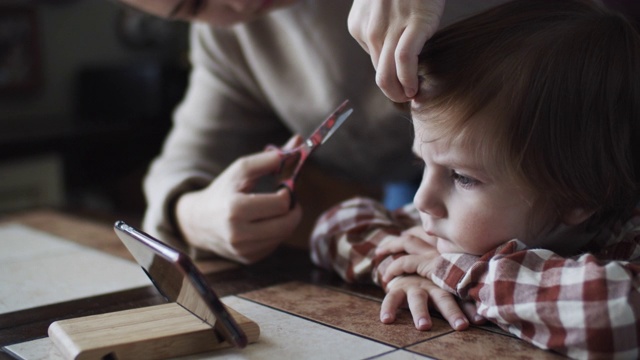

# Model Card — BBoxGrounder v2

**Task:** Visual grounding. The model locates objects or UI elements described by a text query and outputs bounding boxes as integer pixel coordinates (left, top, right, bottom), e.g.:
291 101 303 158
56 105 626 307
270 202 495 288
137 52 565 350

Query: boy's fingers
376 237 404 255
376 231 434 256
382 255 420 283
380 289 405 324
407 288 432 330
430 289 469 331
460 300 486 325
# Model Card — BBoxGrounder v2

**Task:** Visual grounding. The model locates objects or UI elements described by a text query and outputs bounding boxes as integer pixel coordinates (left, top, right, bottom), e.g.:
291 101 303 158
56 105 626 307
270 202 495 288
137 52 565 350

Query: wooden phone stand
48 303 260 360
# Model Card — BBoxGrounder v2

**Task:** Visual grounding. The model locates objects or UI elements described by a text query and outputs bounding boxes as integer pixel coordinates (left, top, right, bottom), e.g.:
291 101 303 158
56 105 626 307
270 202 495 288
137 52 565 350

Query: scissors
267 99 353 209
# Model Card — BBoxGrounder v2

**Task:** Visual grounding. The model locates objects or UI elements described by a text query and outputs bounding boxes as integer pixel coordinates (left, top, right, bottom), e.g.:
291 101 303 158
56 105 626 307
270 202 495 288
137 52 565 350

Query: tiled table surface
0 209 566 359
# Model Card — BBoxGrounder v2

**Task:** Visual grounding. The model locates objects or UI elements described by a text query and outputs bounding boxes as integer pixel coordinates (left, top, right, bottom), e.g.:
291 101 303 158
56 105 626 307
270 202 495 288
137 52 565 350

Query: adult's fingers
245 199 302 239
236 187 292 221
348 0 395 71
223 202 302 263
280 134 303 151
376 33 409 103
397 0 445 99
395 23 429 99
230 151 283 189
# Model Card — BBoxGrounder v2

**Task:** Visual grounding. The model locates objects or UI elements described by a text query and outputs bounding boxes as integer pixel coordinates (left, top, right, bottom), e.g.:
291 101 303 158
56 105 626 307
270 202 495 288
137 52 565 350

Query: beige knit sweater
142 0 508 255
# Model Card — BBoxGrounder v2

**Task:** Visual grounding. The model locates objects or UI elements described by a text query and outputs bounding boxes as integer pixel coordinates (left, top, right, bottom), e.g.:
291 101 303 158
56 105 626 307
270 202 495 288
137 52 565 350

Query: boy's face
411 109 544 255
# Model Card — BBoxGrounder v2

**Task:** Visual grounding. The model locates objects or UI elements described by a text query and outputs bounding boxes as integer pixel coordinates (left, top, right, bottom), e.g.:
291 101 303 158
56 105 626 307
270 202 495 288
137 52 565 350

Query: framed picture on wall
0 6 40 96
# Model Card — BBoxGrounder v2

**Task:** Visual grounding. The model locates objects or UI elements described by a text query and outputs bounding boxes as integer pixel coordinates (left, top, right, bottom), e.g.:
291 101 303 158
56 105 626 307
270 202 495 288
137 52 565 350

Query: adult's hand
175 138 303 264
348 0 445 102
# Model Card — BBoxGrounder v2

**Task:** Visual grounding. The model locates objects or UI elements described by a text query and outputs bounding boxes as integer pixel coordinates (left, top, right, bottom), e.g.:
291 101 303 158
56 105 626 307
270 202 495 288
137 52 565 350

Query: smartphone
113 221 248 348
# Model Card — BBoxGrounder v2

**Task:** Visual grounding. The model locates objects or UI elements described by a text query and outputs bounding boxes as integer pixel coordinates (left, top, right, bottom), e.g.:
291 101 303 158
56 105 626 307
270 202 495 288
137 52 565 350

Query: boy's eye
451 171 479 189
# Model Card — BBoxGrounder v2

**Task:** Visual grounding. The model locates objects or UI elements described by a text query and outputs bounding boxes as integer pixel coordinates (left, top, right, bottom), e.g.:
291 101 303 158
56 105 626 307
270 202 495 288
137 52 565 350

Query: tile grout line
361 349 405 360
315 283 385 303
313 283 519 341
235 294 410 352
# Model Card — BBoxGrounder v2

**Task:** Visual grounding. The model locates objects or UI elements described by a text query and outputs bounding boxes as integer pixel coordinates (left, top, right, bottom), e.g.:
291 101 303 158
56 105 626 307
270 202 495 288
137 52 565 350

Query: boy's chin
435 238 467 255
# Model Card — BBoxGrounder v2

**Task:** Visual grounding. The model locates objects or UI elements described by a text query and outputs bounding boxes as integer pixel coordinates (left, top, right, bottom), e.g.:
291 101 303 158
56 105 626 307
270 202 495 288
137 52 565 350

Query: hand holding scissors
174 101 352 264
266 100 354 208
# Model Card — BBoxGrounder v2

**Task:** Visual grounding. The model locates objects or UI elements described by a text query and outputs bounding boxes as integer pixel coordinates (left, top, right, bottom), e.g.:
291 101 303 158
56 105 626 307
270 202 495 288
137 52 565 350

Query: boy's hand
377 226 486 326
381 274 470 331
376 226 439 283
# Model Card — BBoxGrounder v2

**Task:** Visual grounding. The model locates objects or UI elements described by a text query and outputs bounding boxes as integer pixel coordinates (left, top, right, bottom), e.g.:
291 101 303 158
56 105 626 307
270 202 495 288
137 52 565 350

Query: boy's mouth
423 230 441 247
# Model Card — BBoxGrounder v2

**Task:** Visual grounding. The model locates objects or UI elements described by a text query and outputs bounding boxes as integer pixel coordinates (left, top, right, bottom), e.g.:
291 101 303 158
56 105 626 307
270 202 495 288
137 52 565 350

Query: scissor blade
306 99 353 148
320 108 352 145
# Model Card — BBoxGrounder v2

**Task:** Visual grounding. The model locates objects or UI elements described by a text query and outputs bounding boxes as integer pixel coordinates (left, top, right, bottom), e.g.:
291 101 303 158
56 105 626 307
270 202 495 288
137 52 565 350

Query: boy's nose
413 173 447 219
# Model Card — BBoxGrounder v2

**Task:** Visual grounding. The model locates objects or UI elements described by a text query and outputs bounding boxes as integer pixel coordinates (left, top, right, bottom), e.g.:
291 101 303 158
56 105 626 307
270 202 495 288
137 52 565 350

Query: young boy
310 0 640 358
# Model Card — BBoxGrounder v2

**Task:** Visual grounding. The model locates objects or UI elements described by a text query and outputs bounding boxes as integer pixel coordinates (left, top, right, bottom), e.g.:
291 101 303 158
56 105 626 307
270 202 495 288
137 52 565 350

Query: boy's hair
413 0 640 230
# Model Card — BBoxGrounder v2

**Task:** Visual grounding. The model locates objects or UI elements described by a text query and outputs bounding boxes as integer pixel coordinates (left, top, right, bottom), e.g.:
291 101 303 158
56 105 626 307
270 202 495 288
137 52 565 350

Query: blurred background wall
0 0 189 217
2 0 637 219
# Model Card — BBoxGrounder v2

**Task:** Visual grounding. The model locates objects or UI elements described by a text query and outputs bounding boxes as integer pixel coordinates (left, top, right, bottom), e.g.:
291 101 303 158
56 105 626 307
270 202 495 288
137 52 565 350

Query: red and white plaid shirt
310 197 640 359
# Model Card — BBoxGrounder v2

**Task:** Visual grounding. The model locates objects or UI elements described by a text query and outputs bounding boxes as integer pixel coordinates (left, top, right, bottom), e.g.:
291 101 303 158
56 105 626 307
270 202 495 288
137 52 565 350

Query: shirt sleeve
312 195 640 358
142 23 288 257
310 197 420 287
430 222 640 359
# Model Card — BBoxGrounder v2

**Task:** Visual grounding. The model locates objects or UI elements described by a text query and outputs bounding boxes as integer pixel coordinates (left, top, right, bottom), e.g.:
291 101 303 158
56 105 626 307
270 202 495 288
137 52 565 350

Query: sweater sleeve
142 23 288 257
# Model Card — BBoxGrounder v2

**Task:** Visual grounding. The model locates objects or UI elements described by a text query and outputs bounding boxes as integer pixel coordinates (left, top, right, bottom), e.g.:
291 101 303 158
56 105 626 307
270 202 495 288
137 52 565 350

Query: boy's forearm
310 221 402 285
433 239 640 358
310 197 415 285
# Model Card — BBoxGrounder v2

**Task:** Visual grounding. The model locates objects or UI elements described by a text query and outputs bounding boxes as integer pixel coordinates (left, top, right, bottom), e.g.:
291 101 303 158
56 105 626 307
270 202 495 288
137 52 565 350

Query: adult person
116 0 507 265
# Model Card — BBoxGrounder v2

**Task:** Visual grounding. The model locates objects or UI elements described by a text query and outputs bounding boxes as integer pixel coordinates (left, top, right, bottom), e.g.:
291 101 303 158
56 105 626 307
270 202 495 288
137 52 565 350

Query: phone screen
113 221 248 348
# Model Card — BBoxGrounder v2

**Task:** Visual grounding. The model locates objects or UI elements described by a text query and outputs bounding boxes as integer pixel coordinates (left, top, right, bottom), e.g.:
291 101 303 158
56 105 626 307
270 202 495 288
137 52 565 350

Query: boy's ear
561 207 595 226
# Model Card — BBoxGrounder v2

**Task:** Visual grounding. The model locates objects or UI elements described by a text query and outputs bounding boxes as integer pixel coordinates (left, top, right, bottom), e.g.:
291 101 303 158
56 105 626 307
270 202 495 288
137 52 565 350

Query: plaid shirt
310 197 640 359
